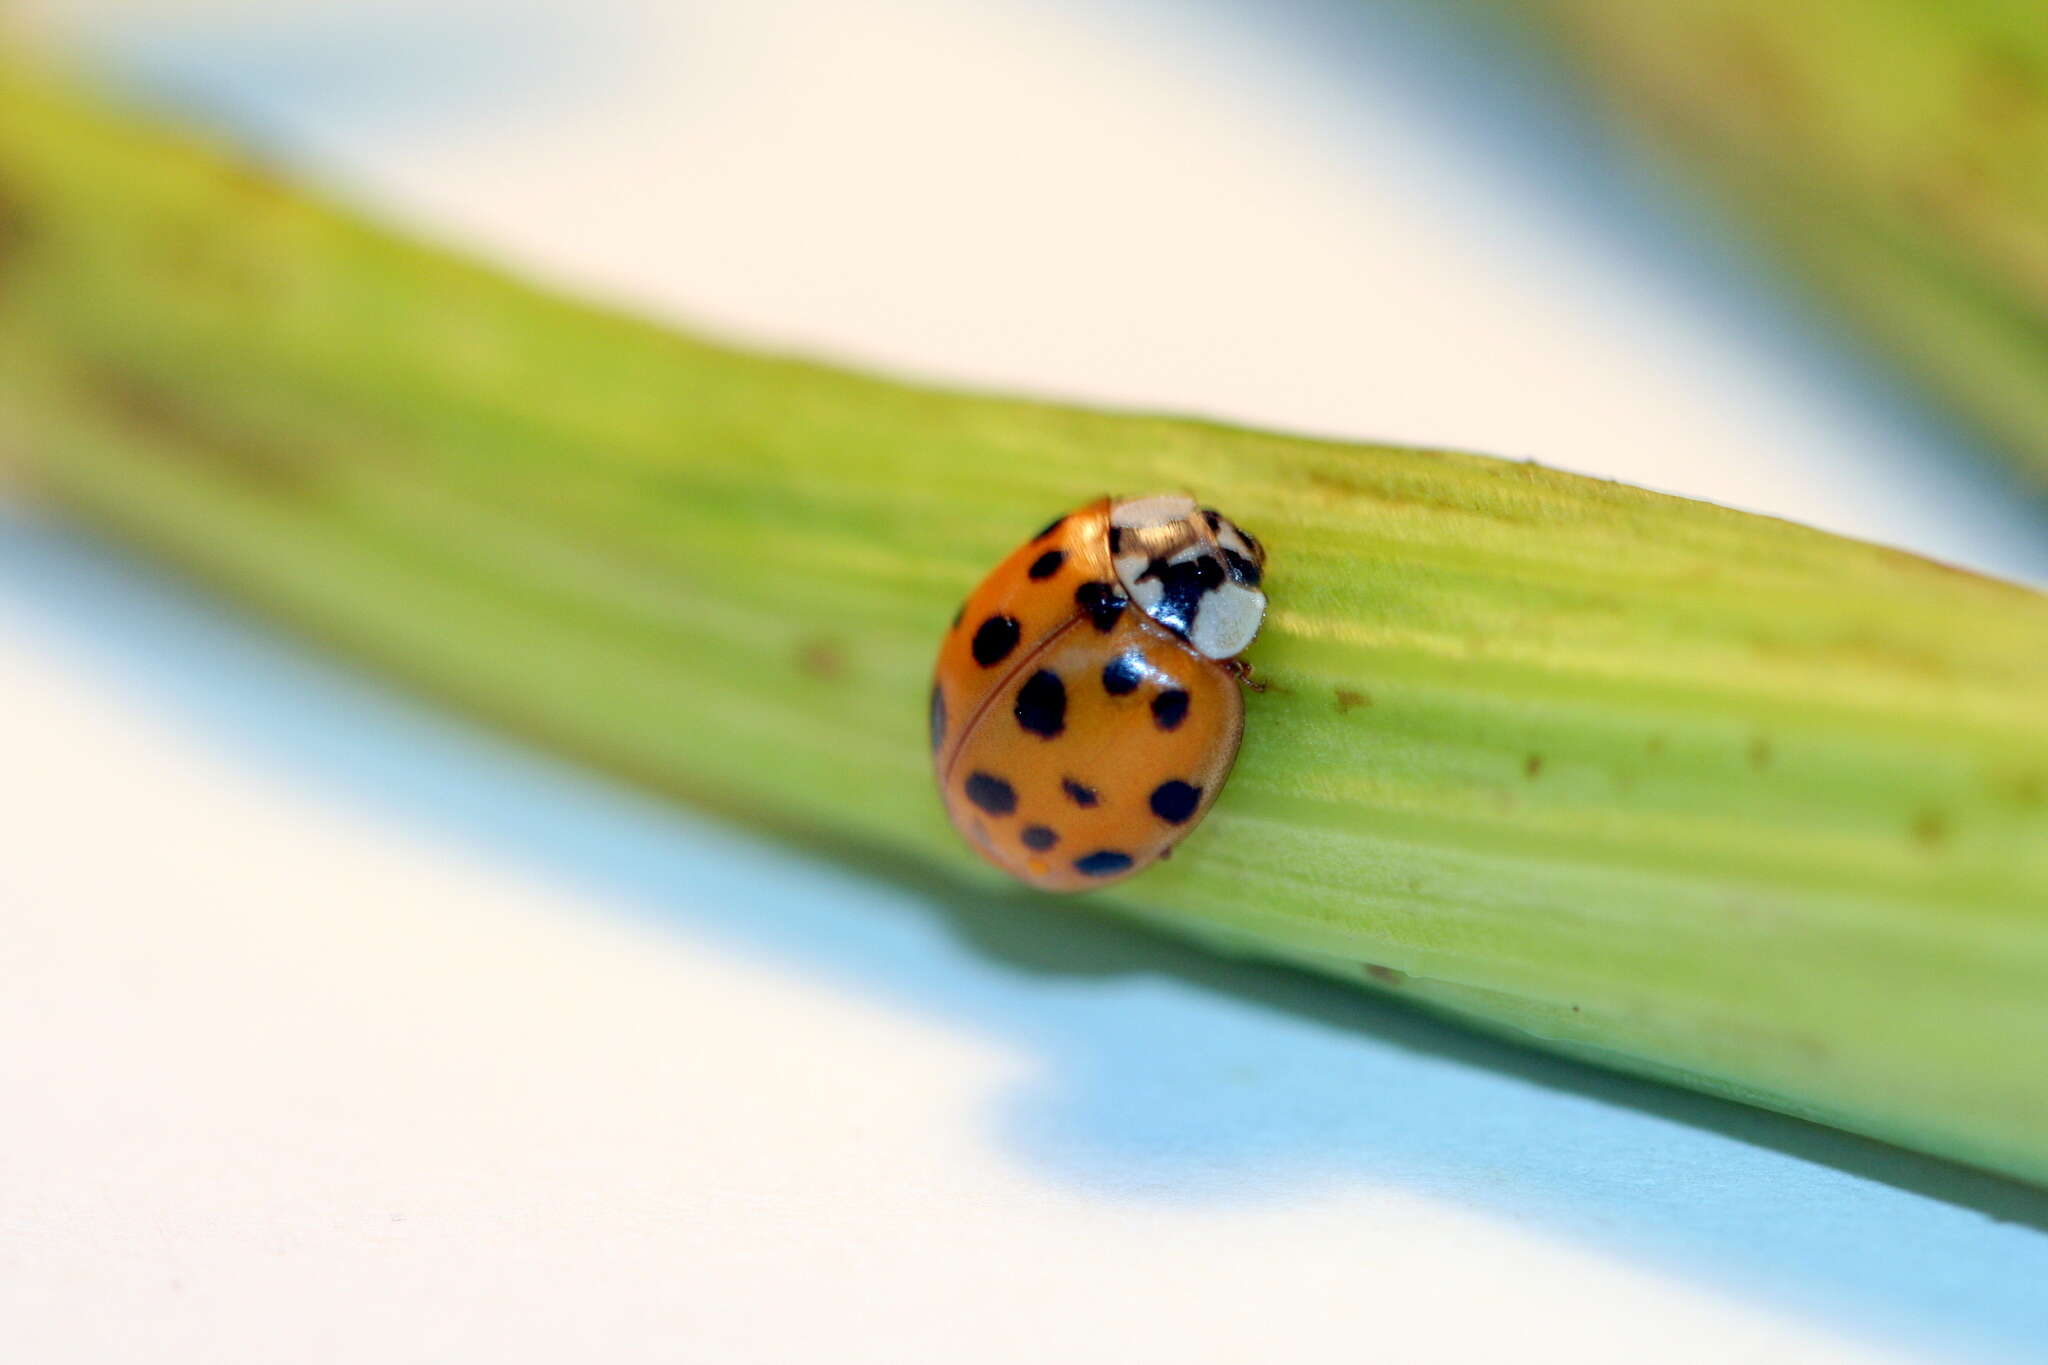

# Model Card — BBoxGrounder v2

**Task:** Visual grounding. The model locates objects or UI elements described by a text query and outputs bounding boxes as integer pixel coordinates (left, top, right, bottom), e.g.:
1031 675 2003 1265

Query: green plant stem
3 55 2047 1184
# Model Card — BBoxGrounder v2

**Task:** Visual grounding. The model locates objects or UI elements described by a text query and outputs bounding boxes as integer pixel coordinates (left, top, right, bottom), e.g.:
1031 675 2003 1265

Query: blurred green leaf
1511 0 2048 494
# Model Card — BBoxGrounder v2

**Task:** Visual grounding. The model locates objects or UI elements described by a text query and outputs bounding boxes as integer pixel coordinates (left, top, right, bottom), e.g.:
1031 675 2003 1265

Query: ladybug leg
1226 657 1269 693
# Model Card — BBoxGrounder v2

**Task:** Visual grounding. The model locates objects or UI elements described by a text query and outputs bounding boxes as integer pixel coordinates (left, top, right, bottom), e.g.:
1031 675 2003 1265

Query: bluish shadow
27 3 630 166
6 517 2048 1363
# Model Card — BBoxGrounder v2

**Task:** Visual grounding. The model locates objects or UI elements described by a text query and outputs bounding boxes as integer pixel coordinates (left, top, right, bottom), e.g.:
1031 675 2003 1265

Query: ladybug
930 493 1268 891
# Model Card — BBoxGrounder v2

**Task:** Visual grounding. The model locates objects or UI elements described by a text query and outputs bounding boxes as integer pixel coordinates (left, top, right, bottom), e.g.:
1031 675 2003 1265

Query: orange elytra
929 493 1267 890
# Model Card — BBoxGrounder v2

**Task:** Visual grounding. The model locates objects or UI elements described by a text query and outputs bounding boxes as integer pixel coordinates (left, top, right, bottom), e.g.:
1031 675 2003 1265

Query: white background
6 1 2048 1362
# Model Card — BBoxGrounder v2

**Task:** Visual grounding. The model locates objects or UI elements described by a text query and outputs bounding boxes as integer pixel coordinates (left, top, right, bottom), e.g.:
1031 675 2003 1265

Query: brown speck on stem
0 176 31 272
1749 736 1773 771
1647 734 1666 758
1903 150 1993 228
1708 16 1806 132
1363 963 1406 987
1913 809 1950 850
1995 771 2047 808
1967 41 2044 128
76 360 312 489
1334 688 1370 713
1524 753 1544 779
798 638 846 680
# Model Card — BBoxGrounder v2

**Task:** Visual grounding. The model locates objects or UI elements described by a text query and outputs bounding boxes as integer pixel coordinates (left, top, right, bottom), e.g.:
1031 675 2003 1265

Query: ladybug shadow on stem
852 836 2048 1235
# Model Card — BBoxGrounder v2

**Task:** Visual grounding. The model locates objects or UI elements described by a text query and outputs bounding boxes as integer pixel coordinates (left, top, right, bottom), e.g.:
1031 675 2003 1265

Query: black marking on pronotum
929 683 947 753
1149 779 1202 824
1034 514 1066 541
1100 652 1145 696
1222 548 1262 587
1074 581 1126 632
1074 849 1134 877
1202 508 1222 533
964 772 1017 817
1021 825 1059 851
1014 669 1067 738
971 614 1021 667
1028 549 1065 580
1136 554 1223 639
1152 689 1190 731
1061 777 1100 808
1108 526 1124 554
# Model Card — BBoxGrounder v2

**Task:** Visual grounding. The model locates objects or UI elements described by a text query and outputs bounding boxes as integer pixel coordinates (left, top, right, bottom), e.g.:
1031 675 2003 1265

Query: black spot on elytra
971 615 1021 667
1014 669 1067 738
1222 547 1262 587
1074 849 1134 878
929 683 947 752
1149 779 1202 824
1075 581 1127 632
1062 777 1100 808
1151 689 1190 731
1021 825 1059 851
1100 652 1145 696
964 772 1016 817
1034 514 1066 541
1028 549 1065 580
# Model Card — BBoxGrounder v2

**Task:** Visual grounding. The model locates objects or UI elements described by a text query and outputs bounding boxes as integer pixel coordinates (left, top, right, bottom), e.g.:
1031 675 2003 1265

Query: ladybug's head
1108 493 1267 660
